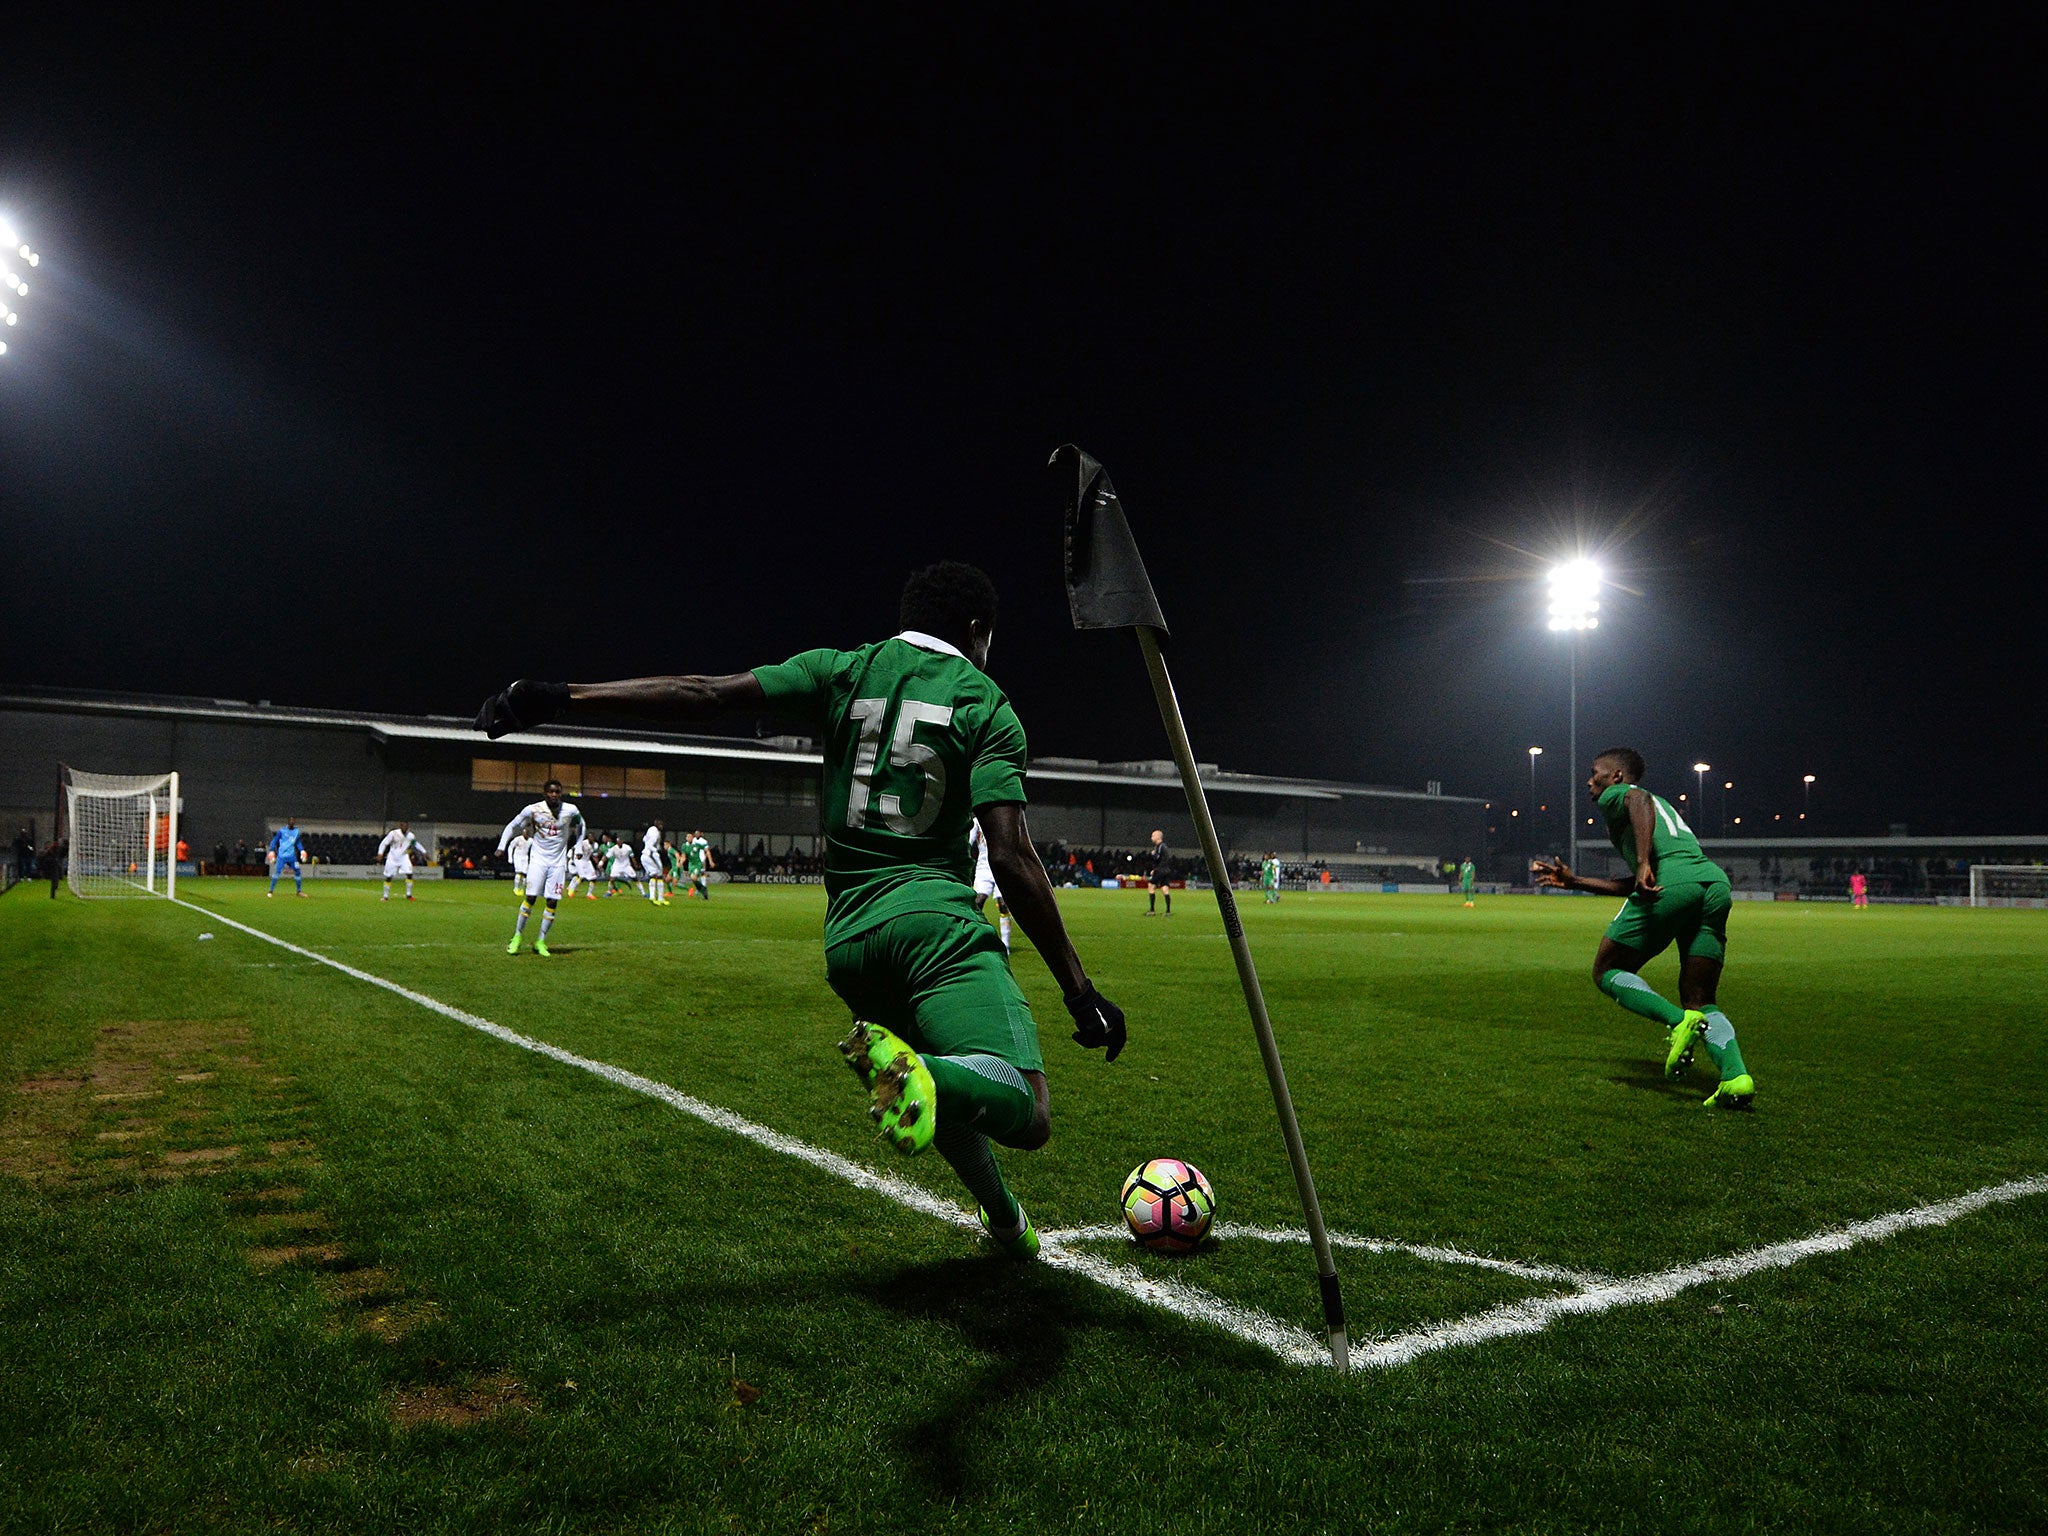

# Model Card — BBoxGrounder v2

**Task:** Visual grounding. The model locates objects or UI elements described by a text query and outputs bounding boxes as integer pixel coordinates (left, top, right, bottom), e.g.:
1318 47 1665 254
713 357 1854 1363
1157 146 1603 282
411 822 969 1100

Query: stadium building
0 688 1488 884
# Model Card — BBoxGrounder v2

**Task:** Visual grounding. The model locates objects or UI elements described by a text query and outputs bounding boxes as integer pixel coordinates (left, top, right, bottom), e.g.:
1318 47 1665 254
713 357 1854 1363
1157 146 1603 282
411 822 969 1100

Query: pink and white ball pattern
1120 1158 1216 1253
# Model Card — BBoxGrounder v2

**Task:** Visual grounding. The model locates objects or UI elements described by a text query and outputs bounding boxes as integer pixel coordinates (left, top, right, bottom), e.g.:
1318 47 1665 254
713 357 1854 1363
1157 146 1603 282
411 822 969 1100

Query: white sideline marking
1351 1174 2048 1370
171 897 2048 1373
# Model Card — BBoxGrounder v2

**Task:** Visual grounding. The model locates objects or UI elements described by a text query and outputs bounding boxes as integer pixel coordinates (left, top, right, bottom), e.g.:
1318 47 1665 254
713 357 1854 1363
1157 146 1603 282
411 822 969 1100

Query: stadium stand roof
0 686 1484 806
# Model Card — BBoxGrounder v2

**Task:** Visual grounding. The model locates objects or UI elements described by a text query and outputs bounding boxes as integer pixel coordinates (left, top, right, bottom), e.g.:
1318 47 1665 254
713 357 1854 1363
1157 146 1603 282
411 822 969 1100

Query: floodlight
16 244 27 259
13 282 22 296
1545 559 1603 631
0 340 7 355
0 220 15 248
1528 746 1542 756
3 313 14 326
1803 774 1816 784
26 253 36 266
1693 762 1710 773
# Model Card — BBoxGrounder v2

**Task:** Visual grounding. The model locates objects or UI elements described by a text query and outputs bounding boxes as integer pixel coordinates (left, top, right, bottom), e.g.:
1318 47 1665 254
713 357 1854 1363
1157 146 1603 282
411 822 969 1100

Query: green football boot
506 934 523 955
978 1203 1040 1260
533 937 551 958
1703 1073 1756 1110
1664 1010 1707 1078
837 1022 936 1155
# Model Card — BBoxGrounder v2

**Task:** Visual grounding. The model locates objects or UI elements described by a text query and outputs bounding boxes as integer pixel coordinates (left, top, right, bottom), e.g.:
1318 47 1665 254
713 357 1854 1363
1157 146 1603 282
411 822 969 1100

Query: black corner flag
1051 444 1351 1371
1055 445 1170 635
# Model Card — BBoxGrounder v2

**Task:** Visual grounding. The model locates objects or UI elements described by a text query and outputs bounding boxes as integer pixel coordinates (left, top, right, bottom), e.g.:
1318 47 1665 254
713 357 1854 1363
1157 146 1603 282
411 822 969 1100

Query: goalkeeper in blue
473 562 1128 1259
1533 747 1756 1109
266 819 307 898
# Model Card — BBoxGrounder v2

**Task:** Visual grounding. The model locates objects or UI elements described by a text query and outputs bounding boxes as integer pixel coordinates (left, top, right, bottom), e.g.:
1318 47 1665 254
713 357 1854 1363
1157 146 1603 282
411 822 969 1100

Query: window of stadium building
471 759 663 799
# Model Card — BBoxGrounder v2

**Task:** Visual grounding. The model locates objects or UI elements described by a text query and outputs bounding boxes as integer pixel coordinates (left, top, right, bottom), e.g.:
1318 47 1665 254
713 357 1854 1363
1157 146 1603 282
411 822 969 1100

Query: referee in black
1144 828 1172 916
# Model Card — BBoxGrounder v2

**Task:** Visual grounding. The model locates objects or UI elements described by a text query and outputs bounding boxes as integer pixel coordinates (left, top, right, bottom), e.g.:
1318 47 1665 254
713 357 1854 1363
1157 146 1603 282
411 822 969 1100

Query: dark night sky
3 14 2043 837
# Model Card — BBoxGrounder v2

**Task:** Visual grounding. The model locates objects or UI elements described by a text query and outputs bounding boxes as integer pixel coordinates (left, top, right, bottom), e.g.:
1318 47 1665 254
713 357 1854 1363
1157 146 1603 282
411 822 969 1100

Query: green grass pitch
2 877 2043 1533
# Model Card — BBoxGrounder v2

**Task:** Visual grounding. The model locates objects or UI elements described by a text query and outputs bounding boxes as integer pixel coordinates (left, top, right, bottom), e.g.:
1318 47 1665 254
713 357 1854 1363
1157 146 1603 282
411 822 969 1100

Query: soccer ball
1120 1158 1216 1253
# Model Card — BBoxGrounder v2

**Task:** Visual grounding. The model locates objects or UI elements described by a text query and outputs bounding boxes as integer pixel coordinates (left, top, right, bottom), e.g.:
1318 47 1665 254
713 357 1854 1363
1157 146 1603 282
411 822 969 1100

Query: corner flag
1051 444 1351 1371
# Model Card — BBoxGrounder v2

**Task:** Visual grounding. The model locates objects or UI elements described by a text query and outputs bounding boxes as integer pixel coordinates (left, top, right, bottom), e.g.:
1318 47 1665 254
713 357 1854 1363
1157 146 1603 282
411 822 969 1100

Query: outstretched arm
981 801 1126 1061
496 808 533 853
1532 856 1635 898
476 674 766 736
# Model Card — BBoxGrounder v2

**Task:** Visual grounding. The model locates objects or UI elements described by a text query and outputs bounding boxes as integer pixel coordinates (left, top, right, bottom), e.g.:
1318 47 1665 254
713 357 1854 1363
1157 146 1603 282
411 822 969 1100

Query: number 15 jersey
753 630 1028 944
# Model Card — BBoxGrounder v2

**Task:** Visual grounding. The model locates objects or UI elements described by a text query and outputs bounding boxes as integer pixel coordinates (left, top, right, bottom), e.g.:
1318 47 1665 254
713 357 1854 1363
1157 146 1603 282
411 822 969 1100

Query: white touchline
1350 1173 2048 1370
172 897 2048 1373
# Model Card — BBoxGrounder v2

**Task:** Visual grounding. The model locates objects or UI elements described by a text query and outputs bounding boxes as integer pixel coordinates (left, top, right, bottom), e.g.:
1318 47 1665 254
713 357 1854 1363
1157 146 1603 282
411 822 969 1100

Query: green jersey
1596 782 1727 887
1459 860 1475 890
686 836 710 874
753 632 1028 944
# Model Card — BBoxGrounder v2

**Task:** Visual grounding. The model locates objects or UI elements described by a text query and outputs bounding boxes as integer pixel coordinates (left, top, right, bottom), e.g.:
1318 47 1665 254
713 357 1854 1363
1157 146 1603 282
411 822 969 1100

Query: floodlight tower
1545 559 1602 875
1694 763 1711 822
1803 773 1816 824
0 212 41 361
1527 746 1543 854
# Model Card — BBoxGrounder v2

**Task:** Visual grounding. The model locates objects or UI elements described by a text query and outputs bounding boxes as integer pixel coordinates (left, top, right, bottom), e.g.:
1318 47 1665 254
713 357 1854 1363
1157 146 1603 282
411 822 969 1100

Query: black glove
475 679 572 739
1065 983 1127 1063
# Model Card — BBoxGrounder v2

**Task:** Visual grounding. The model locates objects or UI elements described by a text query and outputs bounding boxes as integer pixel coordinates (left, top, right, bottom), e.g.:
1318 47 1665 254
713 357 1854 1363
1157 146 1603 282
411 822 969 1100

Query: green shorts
1603 880 1731 964
825 909 1044 1073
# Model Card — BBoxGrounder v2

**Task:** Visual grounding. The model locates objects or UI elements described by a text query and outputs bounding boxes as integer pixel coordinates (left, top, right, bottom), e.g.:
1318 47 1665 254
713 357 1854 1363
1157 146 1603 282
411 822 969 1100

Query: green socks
934 1122 1020 1231
1598 973 1752 1081
1699 1008 1748 1078
924 1053 1036 1147
1598 969 1687 1028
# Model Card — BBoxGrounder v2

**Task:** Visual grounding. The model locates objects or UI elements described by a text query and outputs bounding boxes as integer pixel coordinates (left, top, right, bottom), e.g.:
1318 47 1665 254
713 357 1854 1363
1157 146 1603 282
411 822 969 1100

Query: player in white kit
966 817 1011 951
507 832 532 905
497 779 585 955
568 834 599 898
378 822 427 902
607 837 642 897
642 820 668 905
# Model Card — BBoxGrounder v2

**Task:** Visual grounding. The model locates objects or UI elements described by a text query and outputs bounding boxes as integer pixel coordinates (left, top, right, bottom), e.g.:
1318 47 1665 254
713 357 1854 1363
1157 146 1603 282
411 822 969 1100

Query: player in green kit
473 562 1128 1257
1459 857 1476 908
1533 747 1756 1108
685 831 713 899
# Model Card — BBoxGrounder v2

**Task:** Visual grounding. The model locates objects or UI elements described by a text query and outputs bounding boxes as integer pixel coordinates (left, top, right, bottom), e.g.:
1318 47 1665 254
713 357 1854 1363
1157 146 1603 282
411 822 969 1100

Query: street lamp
1803 774 1816 824
1545 560 1601 876
1527 747 1543 854
1722 781 1733 837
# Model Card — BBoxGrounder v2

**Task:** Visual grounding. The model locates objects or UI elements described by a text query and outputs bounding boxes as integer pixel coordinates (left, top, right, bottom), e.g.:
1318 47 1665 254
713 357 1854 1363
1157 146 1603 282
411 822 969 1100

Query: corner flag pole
1053 445 1350 1371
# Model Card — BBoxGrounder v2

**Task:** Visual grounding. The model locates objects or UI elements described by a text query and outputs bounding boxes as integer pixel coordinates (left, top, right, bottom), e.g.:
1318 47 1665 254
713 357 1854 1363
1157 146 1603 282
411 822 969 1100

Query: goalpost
1968 865 2048 908
61 766 181 900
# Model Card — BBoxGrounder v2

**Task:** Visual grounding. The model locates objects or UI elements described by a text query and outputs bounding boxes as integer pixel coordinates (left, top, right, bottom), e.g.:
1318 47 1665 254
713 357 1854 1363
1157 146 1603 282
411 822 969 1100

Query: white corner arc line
1351 1174 2048 1369
1046 1222 1607 1288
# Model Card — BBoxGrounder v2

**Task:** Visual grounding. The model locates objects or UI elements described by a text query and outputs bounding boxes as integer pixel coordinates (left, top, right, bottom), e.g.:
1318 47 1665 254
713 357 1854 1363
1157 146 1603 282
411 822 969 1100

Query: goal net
1967 865 2048 908
62 767 181 900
